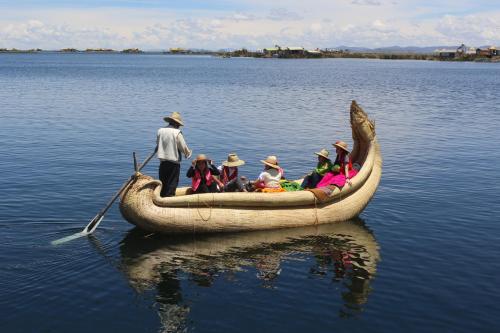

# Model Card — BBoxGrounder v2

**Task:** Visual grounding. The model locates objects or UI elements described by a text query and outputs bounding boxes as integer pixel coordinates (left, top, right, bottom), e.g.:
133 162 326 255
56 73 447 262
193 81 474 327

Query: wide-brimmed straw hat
332 141 349 153
314 148 330 160
163 112 184 126
222 153 245 167
260 155 280 169
193 154 208 163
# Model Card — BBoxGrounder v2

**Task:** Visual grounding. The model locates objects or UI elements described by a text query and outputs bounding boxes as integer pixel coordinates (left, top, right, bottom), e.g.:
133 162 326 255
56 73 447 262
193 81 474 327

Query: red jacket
220 166 238 185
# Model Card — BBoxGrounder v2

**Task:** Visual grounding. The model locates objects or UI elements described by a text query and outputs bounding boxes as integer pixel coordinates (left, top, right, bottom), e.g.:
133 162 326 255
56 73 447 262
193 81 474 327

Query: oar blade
51 232 87 246
82 214 104 234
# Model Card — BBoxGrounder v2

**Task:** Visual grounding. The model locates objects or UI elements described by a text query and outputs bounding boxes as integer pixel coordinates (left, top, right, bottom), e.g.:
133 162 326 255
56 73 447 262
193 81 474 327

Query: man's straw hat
260 155 280 169
332 140 349 153
163 112 184 126
222 153 245 167
314 148 330 160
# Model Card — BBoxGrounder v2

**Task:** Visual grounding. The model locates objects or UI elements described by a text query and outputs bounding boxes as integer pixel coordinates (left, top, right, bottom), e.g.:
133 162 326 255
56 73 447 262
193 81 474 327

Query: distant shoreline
1 48 499 63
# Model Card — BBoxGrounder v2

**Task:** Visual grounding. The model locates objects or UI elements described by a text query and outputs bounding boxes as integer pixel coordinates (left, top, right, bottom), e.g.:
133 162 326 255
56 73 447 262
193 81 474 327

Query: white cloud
229 12 257 21
351 0 382 6
0 20 128 49
435 15 500 45
0 3 499 49
266 8 303 21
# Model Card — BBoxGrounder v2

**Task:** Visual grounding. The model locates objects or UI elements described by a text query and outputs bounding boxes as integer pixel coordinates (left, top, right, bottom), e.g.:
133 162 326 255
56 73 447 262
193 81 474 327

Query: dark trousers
193 182 219 194
159 160 180 197
224 177 249 192
301 171 322 189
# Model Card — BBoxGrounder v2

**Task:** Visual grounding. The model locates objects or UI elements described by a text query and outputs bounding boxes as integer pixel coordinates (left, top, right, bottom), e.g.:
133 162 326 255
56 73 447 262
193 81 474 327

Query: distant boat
120 101 382 234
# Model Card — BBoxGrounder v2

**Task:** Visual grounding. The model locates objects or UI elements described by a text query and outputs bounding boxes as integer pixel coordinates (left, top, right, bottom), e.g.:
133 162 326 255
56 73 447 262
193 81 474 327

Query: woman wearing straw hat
216 153 249 192
317 141 358 188
156 112 192 197
300 148 333 189
186 154 220 194
252 155 285 192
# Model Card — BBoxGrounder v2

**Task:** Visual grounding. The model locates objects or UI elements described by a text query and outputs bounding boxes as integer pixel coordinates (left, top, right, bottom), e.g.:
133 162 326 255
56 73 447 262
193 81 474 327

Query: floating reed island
119 101 382 234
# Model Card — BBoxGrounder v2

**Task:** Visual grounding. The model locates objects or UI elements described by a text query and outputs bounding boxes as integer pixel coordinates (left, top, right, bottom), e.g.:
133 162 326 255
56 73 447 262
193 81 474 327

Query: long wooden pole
133 152 138 172
82 150 156 234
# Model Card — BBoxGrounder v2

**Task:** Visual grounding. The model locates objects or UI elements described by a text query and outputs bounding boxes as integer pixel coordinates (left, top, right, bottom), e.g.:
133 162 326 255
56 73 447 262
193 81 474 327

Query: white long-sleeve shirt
156 125 192 163
258 168 283 188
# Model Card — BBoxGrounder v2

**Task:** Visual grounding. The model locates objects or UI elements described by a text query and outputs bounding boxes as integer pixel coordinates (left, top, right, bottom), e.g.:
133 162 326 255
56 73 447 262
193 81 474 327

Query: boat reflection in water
119 218 380 331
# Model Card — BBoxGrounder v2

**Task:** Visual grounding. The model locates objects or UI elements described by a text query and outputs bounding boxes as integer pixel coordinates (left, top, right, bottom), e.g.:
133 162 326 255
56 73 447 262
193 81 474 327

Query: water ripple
1 54 500 332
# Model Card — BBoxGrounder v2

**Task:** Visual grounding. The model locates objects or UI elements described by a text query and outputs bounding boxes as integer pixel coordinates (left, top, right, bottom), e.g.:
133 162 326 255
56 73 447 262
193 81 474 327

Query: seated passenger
186 154 220 194
253 155 285 192
316 141 358 188
301 148 333 189
217 153 249 192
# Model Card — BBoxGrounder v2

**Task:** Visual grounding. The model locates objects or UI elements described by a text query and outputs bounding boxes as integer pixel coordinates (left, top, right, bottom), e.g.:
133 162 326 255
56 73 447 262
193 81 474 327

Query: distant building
465 47 477 55
169 48 187 54
476 46 498 57
286 46 305 56
436 44 482 59
263 45 306 58
263 46 280 57
306 49 322 57
435 49 457 59
456 44 477 57
456 44 468 55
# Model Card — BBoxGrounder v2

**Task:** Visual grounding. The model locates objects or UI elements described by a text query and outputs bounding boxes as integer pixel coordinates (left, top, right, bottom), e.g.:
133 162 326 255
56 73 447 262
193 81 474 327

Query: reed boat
119 101 382 234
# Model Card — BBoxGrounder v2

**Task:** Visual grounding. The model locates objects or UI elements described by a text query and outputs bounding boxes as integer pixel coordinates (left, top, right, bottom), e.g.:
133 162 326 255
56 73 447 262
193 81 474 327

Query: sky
0 0 499 50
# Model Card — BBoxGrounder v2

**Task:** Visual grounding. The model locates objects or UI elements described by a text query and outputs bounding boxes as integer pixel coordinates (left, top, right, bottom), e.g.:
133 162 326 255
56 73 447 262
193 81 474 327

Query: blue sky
1 0 498 49
0 0 247 10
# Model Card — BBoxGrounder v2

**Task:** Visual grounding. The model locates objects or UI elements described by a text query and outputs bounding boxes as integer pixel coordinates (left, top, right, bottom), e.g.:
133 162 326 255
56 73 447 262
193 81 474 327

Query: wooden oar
82 150 157 234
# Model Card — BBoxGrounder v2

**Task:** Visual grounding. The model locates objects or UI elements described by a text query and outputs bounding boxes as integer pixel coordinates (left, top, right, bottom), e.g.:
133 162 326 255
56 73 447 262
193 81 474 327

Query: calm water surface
1 54 500 332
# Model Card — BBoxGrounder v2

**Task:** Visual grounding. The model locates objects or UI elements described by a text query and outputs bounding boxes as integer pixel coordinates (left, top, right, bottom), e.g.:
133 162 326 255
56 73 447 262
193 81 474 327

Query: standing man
156 112 192 197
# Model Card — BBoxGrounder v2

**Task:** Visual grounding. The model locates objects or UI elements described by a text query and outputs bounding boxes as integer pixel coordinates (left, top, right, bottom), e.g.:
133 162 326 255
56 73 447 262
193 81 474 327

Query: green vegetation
0 48 42 53
1 45 498 62
85 48 115 52
121 48 143 53
223 49 436 60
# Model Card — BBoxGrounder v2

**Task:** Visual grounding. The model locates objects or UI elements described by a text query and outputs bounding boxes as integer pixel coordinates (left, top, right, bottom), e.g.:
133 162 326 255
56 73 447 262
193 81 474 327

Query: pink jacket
191 169 214 192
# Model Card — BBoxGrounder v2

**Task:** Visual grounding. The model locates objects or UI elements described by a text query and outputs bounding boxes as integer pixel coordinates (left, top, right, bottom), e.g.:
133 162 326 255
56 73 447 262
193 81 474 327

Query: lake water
1 54 500 332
